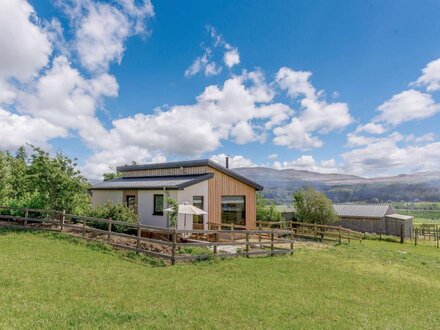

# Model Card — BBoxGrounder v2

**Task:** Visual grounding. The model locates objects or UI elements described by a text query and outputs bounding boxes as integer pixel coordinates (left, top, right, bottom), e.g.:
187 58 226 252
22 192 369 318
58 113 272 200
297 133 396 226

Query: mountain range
233 167 440 204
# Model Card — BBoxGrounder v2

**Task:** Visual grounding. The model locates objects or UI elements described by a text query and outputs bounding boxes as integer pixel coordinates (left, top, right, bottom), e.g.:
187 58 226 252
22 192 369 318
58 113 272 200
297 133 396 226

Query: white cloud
413 58 440 92
224 48 240 68
0 107 67 150
273 67 352 149
0 79 16 104
185 26 240 78
268 153 278 160
355 122 386 134
82 146 165 179
210 154 256 168
60 0 153 72
273 155 341 174
374 89 440 126
0 0 51 81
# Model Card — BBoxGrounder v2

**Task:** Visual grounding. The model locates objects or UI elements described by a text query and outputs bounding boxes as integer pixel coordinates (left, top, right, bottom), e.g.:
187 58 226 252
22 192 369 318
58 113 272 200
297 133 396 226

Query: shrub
88 202 139 233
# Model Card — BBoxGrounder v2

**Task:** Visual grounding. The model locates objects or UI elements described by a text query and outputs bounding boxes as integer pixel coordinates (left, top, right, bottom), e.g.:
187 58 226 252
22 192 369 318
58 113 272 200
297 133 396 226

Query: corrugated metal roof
91 174 213 190
333 204 394 218
386 214 414 220
116 159 263 191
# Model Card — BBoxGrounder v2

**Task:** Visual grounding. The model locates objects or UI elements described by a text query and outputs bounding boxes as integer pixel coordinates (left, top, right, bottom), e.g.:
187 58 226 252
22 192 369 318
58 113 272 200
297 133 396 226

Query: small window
126 195 136 211
153 194 164 215
193 196 204 224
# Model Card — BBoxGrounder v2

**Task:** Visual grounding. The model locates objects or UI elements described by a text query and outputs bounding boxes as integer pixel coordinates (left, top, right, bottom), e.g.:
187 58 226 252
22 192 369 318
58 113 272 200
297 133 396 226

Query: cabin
333 204 413 237
90 159 263 230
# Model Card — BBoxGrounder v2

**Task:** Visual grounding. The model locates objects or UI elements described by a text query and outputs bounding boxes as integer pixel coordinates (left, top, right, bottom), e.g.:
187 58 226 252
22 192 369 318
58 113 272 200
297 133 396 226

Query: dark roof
333 204 395 218
91 174 213 190
116 159 263 190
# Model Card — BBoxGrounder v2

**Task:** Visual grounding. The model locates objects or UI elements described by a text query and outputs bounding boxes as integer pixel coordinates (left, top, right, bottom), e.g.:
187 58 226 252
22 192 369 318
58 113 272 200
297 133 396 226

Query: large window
221 196 246 225
153 194 164 215
193 196 204 224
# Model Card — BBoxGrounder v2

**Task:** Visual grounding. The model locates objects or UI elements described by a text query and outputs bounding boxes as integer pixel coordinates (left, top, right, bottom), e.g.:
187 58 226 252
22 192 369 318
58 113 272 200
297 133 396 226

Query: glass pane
154 195 164 214
221 196 245 226
193 196 204 224
126 196 136 210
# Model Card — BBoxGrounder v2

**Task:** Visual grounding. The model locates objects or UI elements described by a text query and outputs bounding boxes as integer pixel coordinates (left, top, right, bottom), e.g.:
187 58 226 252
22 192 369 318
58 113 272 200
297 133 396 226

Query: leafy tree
166 197 179 228
89 202 138 233
293 187 339 225
256 193 283 222
103 171 122 181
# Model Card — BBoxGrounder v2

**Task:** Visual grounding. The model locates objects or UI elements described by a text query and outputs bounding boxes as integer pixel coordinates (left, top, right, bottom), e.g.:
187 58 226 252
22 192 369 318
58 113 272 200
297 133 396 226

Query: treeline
0 146 91 214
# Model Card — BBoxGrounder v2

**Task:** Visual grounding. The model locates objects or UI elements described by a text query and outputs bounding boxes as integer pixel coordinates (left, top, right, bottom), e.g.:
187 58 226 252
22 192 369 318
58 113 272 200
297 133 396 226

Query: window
153 194 164 215
221 196 245 226
126 195 136 211
193 196 204 224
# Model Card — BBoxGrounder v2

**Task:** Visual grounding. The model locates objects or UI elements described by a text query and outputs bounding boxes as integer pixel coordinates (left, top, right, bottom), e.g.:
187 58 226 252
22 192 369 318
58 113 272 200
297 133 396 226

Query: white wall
92 190 123 206
138 190 178 227
176 181 208 230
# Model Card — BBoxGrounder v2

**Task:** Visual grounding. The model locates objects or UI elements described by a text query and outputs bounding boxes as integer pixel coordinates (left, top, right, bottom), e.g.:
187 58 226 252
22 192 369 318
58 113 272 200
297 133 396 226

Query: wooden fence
413 224 440 248
0 206 363 264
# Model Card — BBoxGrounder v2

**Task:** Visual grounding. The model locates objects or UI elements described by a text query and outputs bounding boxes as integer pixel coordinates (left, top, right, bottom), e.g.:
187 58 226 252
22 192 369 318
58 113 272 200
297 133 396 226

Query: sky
1 0 440 179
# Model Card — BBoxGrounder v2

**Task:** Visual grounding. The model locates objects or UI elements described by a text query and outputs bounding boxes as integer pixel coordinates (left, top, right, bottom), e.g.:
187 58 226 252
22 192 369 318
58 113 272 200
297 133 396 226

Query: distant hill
233 167 440 204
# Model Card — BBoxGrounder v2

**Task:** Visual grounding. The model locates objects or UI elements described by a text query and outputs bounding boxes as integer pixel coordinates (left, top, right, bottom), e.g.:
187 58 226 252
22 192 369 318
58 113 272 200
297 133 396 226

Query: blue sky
1 0 440 178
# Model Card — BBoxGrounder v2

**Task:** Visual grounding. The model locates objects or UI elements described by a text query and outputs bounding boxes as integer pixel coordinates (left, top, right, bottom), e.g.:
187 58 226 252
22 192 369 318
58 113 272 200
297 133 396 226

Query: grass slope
1 229 440 329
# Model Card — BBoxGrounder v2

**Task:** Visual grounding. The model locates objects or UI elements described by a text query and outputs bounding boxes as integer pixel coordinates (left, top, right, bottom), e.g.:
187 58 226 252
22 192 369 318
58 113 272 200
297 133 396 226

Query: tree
89 202 138 233
293 187 339 225
256 193 283 222
103 172 122 181
166 197 179 228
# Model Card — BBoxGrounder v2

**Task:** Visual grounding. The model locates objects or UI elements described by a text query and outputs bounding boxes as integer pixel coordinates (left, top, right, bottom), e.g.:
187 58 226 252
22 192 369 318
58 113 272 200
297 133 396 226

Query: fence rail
413 224 440 248
0 206 361 264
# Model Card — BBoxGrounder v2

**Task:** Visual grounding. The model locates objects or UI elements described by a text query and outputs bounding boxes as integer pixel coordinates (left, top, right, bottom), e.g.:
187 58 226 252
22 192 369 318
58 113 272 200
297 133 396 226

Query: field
1 229 440 329
392 202 440 224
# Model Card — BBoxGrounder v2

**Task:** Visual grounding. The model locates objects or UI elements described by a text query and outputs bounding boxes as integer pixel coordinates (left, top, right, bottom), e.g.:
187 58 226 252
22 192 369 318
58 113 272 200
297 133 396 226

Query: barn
333 204 413 237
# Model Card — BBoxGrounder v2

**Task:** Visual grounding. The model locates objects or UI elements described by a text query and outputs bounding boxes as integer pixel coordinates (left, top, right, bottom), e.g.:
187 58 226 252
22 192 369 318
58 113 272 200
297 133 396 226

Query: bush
256 193 283 222
88 202 139 233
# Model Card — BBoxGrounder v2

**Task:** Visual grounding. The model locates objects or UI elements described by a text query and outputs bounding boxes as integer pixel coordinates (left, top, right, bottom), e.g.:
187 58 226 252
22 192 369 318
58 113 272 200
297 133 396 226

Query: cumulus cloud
413 58 440 92
185 48 222 77
0 0 52 81
210 154 256 168
273 155 341 174
374 89 440 127
60 0 154 72
273 67 353 149
355 123 386 135
0 107 67 150
224 48 240 68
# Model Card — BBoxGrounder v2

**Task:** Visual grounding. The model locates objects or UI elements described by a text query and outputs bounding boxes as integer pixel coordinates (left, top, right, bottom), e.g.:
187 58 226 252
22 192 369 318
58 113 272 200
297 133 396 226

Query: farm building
91 159 263 230
333 204 413 237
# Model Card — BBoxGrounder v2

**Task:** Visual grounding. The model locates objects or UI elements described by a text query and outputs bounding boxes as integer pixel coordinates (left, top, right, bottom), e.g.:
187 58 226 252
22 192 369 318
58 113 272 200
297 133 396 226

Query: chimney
225 156 229 169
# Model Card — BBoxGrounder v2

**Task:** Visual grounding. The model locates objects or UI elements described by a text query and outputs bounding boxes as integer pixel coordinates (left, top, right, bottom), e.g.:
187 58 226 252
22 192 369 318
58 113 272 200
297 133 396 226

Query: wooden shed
333 204 413 237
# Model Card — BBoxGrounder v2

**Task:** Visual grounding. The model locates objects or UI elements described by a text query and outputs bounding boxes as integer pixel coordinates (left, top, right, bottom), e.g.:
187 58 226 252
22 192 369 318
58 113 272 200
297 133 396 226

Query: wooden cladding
207 167 257 229
121 166 209 178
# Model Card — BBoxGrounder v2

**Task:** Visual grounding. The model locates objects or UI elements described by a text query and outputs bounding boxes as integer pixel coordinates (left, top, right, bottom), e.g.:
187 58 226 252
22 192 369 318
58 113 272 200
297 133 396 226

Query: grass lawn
1 229 440 329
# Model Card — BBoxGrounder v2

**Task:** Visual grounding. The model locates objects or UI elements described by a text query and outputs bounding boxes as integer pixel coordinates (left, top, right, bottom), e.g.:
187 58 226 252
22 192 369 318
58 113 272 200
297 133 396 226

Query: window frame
193 196 204 224
125 195 136 210
221 195 246 226
153 194 164 216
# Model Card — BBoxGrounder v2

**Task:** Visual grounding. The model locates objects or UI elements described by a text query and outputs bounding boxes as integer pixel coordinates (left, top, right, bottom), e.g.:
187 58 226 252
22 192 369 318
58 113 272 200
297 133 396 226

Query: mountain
233 167 440 204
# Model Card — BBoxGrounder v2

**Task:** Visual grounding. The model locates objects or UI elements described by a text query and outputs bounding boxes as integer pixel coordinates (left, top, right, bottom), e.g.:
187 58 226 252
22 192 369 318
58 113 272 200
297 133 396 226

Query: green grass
1 229 440 329
395 208 440 224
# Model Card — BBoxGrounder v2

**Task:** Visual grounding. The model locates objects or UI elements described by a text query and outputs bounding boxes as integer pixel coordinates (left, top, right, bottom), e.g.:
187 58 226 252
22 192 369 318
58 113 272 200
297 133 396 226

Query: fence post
435 225 440 249
270 229 274 257
107 219 112 243
60 210 65 232
290 230 294 255
379 228 382 241
348 231 351 244
400 223 404 244
24 208 28 227
258 225 262 244
338 226 342 244
415 228 418 246
231 223 234 241
313 224 317 241
82 218 86 238
171 230 177 265
136 223 141 252
245 232 250 258
213 232 218 255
